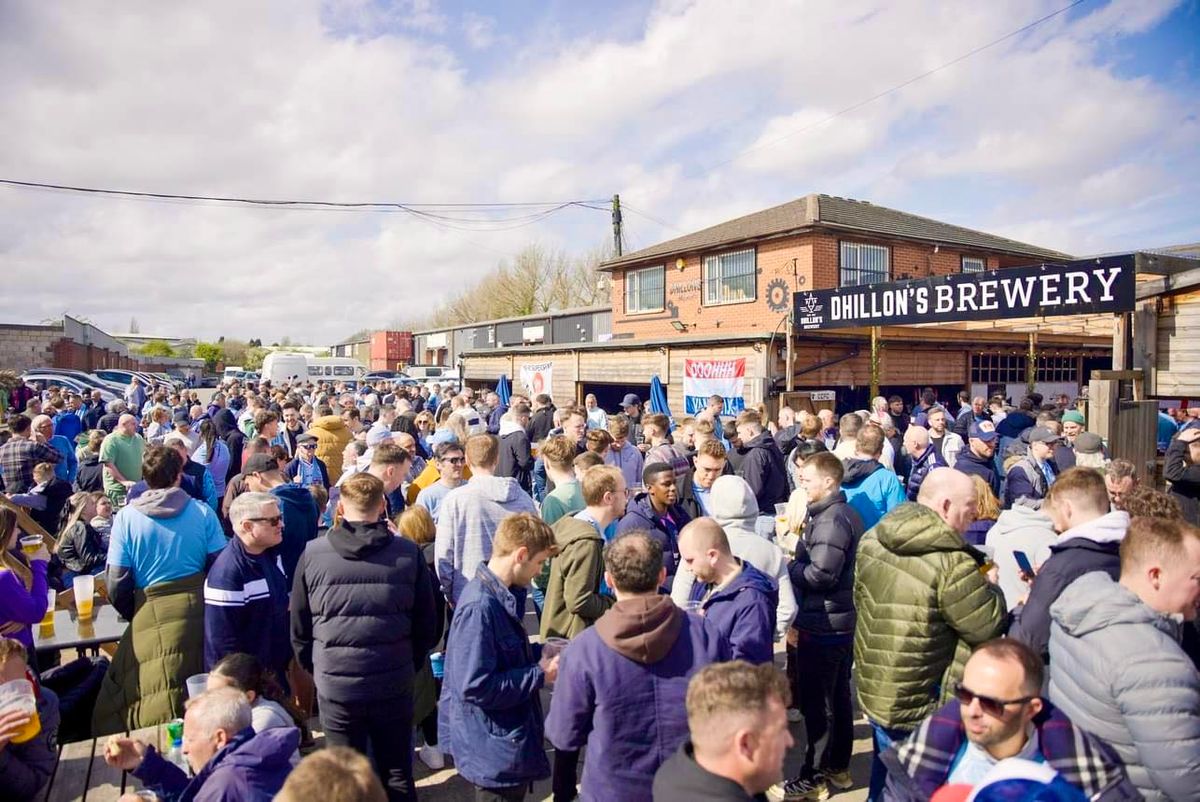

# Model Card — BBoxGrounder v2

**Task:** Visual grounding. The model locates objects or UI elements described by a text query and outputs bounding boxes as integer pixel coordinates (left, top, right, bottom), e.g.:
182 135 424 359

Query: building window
703 248 756 305
971 354 1078 384
624 265 665 314
839 242 889 287
962 256 985 274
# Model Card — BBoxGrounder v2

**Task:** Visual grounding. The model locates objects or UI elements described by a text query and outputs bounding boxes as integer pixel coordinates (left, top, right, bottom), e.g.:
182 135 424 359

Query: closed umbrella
496 374 511 406
649 374 670 416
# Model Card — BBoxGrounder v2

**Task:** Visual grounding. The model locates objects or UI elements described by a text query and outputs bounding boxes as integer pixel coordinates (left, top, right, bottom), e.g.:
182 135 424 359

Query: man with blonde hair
654 661 793 800
276 747 387 802
441 513 558 800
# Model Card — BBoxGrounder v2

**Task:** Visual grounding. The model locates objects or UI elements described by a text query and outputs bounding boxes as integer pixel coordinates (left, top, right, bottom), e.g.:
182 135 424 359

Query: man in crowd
643 413 691 492
953 420 1000 499
538 435 585 525
605 416 645 492
496 403 534 494
679 439 728 519
653 661 793 802
414 440 466 523
1049 516 1200 801
203 492 291 681
678 518 776 664
0 414 61 494
841 426 905 531
278 402 304 458
33 412 77 484
0 638 56 799
241 452 320 582
734 410 788 536
774 451 863 801
854 468 1007 801
1104 459 1138 511
439 513 557 800
832 414 862 461
902 424 944 502
617 462 690 587
1004 425 1061 509
880 639 1135 799
105 687 297 802
1164 426 1200 525
291 472 438 802
366 440 413 518
435 434 537 606
285 432 330 489
100 413 146 507
529 394 557 444
1009 468 1129 660
545 531 730 802
925 406 964 468
952 396 990 439
541 464 625 640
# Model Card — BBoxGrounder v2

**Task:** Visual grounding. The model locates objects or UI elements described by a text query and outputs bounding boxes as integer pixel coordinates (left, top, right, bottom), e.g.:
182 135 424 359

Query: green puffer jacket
92 572 207 736
853 503 1007 729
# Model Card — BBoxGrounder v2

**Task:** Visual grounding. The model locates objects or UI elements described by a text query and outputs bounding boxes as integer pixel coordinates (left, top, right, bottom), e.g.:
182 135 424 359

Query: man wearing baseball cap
1004 427 1061 509
954 420 1000 499
621 393 644 448
243 452 320 581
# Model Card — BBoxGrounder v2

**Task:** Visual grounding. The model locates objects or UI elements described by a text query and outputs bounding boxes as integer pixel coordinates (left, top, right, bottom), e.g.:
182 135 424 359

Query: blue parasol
649 374 670 417
496 374 511 406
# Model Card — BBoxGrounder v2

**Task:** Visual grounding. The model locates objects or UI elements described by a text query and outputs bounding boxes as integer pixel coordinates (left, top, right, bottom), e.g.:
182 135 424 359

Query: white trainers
417 744 445 770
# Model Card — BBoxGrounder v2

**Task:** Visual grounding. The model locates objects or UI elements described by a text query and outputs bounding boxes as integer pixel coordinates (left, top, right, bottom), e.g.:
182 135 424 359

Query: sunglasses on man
953 682 1035 718
248 515 283 527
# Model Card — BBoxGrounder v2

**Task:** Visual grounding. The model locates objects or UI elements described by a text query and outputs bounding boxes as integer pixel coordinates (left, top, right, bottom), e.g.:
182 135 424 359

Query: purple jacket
692 560 777 664
133 726 298 802
0 555 49 654
545 595 731 802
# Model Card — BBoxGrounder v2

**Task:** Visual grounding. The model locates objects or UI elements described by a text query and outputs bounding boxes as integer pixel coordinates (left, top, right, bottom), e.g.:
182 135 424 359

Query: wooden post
1112 312 1131 371
1133 301 1158 397
869 326 881 400
1026 332 1037 397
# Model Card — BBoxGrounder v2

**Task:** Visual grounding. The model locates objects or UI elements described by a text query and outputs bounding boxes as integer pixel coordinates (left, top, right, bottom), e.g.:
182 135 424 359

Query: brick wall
0 325 63 372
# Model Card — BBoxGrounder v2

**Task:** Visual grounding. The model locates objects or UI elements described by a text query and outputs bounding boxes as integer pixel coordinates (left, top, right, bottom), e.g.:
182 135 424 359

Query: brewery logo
766 278 791 312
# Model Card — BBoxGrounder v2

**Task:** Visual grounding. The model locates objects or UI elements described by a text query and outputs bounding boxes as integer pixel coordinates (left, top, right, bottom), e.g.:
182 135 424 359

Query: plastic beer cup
73 574 94 621
19 536 42 557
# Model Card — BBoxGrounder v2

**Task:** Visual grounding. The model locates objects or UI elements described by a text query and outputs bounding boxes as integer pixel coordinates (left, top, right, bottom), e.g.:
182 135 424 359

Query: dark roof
600 193 1069 270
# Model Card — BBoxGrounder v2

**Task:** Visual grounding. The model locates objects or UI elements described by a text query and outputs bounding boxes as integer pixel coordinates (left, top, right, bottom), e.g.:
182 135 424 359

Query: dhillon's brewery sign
793 256 1135 331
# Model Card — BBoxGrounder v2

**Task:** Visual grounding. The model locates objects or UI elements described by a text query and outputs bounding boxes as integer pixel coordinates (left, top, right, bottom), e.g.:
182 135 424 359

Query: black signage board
792 255 1136 331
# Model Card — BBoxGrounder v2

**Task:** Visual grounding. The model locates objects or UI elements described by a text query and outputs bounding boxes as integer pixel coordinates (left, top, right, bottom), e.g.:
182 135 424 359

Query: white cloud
0 0 1196 344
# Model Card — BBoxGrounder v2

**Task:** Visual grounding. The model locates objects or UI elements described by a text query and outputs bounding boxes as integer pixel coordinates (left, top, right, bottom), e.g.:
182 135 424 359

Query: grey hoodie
985 505 1058 610
1049 571 1200 802
130 486 192 518
433 474 537 604
670 475 796 639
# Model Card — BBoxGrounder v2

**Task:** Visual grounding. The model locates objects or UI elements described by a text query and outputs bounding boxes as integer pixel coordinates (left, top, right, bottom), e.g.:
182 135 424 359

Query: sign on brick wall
792 255 1135 331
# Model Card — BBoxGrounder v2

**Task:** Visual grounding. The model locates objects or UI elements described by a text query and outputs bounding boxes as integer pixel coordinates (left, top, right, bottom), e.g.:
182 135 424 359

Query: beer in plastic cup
19 536 42 557
429 652 445 679
0 679 41 744
683 600 705 615
73 574 94 621
39 589 55 636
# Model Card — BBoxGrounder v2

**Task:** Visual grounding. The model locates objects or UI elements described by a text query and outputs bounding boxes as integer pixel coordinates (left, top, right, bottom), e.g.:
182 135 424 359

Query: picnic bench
41 722 166 802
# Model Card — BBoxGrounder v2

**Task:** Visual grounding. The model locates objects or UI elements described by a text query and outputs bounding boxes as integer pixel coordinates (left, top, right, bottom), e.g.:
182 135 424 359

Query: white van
261 352 310 385
306 357 368 383
222 366 244 381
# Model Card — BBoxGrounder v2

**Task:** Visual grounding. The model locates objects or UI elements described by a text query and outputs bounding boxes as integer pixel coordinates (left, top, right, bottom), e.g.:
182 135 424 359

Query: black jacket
291 519 439 704
30 478 73 534
1165 436 1200 526
652 742 765 801
75 454 105 493
953 448 999 498
737 432 788 516
56 521 107 575
789 491 863 635
496 429 534 494
529 405 557 444
1009 534 1123 660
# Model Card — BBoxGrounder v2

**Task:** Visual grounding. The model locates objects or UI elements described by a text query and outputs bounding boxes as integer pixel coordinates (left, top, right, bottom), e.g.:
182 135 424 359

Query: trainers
787 707 802 723
822 769 853 791
417 744 445 770
768 775 830 801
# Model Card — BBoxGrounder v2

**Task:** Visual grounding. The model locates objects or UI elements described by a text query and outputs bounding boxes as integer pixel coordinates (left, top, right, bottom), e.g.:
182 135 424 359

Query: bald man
853 468 1007 800
678 519 777 665
100 413 147 506
903 424 945 501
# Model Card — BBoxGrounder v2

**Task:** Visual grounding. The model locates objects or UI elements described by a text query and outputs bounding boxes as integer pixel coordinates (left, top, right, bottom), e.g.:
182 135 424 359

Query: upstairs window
962 256 986 274
703 248 756 305
625 265 666 314
839 241 890 287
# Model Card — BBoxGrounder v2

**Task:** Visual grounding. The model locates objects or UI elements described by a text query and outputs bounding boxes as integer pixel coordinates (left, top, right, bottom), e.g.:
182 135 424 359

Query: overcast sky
2 0 1197 345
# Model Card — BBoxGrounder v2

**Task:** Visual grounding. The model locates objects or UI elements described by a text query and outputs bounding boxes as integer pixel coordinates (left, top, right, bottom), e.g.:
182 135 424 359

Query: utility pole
612 194 623 257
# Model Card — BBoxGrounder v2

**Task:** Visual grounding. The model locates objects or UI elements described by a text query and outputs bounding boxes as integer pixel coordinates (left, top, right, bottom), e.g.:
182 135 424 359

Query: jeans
793 636 854 778
321 694 416 802
475 784 528 801
867 721 912 802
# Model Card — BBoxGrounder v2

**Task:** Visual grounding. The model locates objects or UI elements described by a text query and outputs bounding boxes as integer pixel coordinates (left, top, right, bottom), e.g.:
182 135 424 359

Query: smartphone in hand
1013 550 1034 576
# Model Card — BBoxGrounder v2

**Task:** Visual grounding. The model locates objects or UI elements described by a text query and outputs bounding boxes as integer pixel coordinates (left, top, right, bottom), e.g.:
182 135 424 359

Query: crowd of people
0 374 1198 802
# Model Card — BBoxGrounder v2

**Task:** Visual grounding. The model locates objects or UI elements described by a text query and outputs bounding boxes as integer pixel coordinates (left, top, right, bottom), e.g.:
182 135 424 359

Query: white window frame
702 248 757 306
839 241 890 287
962 256 986 274
624 265 666 314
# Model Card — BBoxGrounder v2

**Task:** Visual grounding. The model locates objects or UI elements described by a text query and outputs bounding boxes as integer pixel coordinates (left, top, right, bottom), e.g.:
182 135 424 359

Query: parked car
93 368 160 389
364 370 405 381
20 372 118 404
26 367 126 394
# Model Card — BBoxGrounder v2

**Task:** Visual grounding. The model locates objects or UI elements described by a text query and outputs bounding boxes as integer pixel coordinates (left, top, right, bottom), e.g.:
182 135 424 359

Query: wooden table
34 603 128 658
41 723 163 801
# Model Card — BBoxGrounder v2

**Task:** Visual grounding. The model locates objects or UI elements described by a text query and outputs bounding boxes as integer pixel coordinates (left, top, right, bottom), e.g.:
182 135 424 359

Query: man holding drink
0 637 57 799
